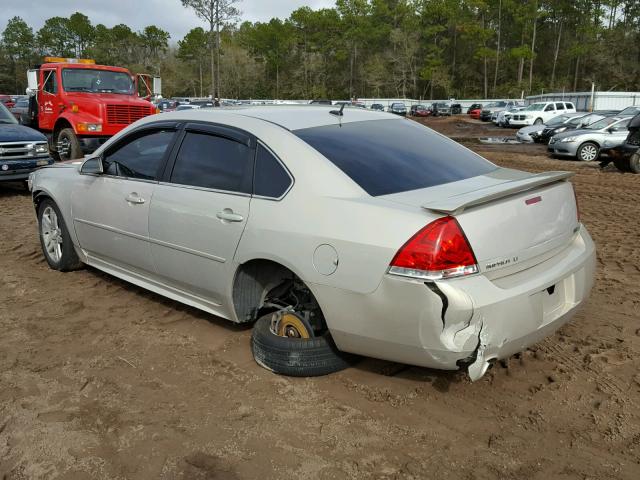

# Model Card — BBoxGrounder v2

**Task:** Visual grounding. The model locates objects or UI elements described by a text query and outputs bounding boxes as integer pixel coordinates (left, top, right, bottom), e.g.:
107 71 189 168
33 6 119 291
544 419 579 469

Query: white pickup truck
509 101 577 127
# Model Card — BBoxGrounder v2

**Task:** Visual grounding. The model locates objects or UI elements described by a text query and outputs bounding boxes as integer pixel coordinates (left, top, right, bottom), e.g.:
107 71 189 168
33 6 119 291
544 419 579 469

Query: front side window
43 70 57 94
170 131 253 193
294 119 497 197
544 104 555 112
103 129 174 180
62 68 134 94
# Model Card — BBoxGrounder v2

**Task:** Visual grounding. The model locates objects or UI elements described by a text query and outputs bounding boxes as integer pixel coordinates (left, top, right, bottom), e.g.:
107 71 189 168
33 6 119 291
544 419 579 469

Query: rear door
148 123 255 306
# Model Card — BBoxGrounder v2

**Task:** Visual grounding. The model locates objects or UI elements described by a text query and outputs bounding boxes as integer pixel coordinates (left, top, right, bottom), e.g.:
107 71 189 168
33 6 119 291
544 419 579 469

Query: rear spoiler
422 171 574 215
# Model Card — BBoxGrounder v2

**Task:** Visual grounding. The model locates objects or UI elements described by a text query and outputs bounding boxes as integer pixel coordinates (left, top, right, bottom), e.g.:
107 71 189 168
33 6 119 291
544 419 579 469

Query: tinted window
565 103 575 110
104 129 174 180
254 144 292 198
555 103 565 110
294 119 497 196
170 131 253 193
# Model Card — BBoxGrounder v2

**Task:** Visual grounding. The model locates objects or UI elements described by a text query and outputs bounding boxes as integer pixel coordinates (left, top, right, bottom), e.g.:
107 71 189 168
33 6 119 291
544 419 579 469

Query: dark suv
388 102 407 116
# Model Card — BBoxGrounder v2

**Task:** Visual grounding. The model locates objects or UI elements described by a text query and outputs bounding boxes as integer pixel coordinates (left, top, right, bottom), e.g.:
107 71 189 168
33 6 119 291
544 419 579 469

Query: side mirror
153 77 162 96
27 70 38 96
81 156 103 175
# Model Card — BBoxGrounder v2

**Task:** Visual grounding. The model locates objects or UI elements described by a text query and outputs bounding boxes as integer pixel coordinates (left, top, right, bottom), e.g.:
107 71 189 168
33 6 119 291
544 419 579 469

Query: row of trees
1 0 639 100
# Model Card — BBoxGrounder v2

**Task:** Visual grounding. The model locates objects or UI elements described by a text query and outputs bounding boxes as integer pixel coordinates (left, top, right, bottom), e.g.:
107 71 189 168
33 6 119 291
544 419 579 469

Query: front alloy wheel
38 199 83 271
578 142 599 162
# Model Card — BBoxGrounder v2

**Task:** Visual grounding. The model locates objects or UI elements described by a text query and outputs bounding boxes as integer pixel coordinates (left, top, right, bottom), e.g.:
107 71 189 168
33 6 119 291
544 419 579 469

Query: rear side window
565 103 575 110
555 103 565 110
294 119 497 196
254 144 292 198
104 129 174 180
170 131 253 193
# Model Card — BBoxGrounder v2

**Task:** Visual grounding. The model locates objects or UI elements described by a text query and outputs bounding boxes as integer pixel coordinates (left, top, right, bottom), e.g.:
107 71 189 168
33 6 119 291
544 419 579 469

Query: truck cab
27 57 160 160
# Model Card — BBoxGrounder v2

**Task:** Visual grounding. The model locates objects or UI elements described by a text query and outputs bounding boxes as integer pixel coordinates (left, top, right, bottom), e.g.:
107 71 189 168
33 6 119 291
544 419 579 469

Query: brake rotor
272 311 314 339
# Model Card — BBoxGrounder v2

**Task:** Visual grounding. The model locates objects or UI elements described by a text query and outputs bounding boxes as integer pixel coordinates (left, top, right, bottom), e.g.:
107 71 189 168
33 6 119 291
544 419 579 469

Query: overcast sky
4 0 336 41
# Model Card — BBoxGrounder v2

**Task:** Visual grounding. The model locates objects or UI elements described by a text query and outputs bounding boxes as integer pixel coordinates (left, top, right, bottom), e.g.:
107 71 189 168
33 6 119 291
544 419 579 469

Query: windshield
0 102 18 124
294 119 497 196
62 68 134 94
415 105 426 109
619 106 640 116
586 117 623 130
525 103 545 111
547 114 574 126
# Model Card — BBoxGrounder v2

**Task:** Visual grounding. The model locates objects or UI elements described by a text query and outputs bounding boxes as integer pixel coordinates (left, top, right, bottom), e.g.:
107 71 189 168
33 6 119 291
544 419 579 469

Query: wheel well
53 119 73 141
232 259 323 326
32 191 52 211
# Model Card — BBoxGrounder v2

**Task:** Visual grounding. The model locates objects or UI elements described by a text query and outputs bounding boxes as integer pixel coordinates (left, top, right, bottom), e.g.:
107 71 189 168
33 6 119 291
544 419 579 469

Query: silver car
29 107 595 381
548 116 632 161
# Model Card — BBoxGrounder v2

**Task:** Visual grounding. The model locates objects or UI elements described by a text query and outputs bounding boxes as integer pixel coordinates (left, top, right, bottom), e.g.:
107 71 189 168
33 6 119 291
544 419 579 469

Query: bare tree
181 0 240 99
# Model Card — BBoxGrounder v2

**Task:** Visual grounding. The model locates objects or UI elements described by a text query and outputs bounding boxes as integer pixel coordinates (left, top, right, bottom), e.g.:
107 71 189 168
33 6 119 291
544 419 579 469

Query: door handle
216 209 244 223
125 193 145 205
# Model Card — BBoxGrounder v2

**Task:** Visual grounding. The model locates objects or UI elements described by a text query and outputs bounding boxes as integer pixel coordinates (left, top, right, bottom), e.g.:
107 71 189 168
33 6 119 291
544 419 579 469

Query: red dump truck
26 57 161 160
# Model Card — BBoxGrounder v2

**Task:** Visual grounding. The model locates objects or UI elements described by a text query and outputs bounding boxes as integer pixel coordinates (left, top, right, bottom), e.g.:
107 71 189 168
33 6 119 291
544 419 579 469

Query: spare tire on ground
251 313 355 377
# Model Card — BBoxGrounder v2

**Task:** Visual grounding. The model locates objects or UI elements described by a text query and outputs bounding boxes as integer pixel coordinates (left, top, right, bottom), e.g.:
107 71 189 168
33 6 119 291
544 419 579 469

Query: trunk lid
382 169 579 278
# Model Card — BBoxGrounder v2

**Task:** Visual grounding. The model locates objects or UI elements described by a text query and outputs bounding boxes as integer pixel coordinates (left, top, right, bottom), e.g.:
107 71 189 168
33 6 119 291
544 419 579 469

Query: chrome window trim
157 181 252 198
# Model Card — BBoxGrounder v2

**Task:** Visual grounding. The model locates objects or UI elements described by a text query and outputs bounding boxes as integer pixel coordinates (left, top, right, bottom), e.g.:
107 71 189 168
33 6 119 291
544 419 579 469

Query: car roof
151 105 401 131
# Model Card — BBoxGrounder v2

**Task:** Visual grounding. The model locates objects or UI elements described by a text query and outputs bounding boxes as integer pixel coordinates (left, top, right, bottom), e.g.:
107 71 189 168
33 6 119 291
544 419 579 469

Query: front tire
38 199 83 271
577 142 600 162
56 128 82 161
534 118 544 125
629 152 640 174
251 313 354 377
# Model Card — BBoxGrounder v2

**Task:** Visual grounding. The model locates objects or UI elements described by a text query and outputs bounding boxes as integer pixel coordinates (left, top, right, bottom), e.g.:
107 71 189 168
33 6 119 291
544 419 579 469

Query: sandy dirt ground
1 116 639 479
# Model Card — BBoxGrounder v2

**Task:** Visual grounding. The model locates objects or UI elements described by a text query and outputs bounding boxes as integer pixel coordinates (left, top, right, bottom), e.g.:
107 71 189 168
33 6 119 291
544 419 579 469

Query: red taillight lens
389 216 478 280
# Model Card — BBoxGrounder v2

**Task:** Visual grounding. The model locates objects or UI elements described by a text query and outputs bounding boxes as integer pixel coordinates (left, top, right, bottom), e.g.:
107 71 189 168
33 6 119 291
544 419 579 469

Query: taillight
389 216 478 280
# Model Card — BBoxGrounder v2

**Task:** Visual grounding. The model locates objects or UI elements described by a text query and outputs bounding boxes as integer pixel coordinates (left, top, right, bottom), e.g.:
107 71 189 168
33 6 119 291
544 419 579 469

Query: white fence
526 91 640 112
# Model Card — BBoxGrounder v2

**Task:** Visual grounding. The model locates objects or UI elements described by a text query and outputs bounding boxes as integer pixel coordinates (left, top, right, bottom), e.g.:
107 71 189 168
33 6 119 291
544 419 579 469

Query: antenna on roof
330 103 346 117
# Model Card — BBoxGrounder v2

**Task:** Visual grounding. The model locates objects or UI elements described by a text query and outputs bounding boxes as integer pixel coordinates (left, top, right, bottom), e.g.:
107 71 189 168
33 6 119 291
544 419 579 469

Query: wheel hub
271 311 314 339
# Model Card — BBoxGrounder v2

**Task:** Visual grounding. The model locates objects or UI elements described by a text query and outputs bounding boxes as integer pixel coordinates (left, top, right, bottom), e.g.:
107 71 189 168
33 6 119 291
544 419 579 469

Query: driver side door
72 124 178 276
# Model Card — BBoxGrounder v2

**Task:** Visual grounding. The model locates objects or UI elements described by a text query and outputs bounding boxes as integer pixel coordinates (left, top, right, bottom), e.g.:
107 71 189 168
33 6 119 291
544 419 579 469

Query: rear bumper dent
316 225 596 381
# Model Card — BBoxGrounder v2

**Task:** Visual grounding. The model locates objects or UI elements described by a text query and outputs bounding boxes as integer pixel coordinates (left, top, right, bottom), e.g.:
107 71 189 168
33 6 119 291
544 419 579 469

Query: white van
510 101 577 127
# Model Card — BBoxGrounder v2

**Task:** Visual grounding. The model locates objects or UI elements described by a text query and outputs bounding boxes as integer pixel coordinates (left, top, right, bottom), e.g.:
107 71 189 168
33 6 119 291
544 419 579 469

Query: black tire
534 118 543 125
577 142 600 162
629 152 640 174
56 128 82 161
613 157 631 173
37 199 83 271
251 314 354 377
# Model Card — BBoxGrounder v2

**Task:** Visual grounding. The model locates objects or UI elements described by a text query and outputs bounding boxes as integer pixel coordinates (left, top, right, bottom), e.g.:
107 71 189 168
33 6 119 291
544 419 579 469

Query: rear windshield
294 119 497 196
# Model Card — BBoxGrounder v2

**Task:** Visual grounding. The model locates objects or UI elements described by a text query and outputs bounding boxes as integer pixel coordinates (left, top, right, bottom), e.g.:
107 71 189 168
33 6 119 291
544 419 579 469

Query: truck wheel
534 118 543 125
577 142 599 162
251 313 355 377
629 152 640 174
613 157 631 173
56 128 82 161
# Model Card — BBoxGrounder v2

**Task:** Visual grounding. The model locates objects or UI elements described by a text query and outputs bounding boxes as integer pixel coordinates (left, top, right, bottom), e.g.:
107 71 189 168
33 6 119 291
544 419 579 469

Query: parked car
510 102 577 127
0 94 15 109
467 103 482 114
28 106 595 381
536 112 603 144
601 113 640 173
388 102 407 116
175 104 201 111
10 97 31 125
480 101 513 122
310 99 332 105
155 99 177 112
370 103 384 111
432 103 451 116
450 104 462 115
548 115 632 161
495 106 526 127
618 106 640 117
410 104 431 117
0 102 53 184
469 108 482 120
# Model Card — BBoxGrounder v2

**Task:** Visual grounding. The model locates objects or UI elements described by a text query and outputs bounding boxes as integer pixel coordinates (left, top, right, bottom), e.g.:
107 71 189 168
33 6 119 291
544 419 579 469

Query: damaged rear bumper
313 225 596 381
